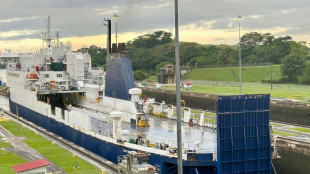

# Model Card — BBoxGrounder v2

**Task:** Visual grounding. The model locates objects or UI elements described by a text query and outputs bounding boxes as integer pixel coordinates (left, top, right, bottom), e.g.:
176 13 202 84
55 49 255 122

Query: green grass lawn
0 140 11 148
288 127 310 133
164 83 310 102
205 112 216 117
190 110 216 116
191 110 201 114
186 65 281 82
143 65 310 102
272 130 298 137
144 75 158 82
204 118 217 124
0 149 28 174
0 121 101 174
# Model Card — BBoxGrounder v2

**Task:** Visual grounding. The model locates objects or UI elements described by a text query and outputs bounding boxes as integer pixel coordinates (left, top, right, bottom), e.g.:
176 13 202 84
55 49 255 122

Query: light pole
174 0 183 173
237 16 242 95
113 14 119 47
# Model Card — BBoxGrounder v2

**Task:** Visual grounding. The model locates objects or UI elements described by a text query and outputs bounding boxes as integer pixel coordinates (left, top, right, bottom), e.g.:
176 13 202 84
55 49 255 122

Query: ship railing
8 67 21 71
135 102 143 113
169 107 217 128
24 82 33 90
39 58 47 71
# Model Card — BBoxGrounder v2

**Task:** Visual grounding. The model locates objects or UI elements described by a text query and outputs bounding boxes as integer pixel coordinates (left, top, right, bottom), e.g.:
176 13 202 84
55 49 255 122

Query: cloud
0 16 39 23
0 0 310 50
0 30 40 39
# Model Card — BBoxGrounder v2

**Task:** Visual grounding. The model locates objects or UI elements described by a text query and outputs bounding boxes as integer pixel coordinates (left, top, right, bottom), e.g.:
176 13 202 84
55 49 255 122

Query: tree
179 42 201 65
299 63 310 85
262 33 275 46
131 30 172 48
290 41 308 57
195 58 208 67
134 70 147 83
281 53 305 83
217 47 237 64
241 32 264 47
271 36 292 62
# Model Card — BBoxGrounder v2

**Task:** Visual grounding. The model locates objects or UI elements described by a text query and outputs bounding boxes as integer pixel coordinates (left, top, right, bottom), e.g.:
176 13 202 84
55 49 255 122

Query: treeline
80 30 310 84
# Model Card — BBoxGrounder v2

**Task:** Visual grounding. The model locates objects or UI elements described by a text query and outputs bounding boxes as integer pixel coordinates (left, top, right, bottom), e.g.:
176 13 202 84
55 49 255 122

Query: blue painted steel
105 53 135 100
9 99 216 174
216 94 271 174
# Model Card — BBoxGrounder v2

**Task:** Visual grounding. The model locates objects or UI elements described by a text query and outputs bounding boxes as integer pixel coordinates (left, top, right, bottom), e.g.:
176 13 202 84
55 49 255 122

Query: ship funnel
112 43 117 53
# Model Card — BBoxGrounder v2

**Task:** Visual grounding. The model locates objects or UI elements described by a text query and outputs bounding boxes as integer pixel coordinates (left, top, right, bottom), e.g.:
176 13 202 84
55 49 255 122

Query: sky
0 0 310 52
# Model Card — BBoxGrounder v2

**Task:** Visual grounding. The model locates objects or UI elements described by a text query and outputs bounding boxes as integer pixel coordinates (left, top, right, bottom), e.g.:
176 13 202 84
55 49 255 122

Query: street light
174 0 183 173
237 16 242 95
113 14 119 46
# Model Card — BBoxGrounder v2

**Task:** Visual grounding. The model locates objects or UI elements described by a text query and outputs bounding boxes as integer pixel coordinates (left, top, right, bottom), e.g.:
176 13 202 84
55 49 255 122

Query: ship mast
55 30 60 47
46 16 52 48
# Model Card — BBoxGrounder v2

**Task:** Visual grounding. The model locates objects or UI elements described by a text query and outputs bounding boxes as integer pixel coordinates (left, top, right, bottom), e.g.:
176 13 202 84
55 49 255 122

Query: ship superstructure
1 17 274 174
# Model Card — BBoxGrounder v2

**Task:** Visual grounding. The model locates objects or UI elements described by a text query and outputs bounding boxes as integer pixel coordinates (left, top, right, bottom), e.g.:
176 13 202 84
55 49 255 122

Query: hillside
186 65 281 82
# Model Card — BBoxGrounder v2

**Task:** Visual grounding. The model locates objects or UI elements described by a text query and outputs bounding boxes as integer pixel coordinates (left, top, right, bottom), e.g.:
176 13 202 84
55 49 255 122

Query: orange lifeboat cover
27 73 39 80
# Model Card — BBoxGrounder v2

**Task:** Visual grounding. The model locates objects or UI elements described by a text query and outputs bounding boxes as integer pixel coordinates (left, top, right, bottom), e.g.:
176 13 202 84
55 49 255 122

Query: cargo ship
0 17 274 174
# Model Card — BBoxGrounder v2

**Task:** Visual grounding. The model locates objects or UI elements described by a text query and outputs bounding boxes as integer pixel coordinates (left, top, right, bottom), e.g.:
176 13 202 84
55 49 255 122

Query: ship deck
91 115 217 153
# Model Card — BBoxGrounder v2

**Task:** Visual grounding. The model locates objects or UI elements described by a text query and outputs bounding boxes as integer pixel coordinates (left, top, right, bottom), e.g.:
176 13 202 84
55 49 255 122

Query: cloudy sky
0 0 310 52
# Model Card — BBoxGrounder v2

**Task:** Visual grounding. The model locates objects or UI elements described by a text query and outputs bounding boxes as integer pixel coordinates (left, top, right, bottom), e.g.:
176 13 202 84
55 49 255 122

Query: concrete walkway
271 122 310 143
0 125 65 173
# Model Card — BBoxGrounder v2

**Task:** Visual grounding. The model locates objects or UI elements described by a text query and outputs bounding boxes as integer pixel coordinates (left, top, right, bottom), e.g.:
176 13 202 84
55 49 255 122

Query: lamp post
174 0 183 173
237 16 242 95
113 14 119 46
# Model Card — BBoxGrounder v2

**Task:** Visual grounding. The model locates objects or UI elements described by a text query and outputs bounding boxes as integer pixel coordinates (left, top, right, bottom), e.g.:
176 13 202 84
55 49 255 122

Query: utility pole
16 105 19 132
271 63 273 90
174 0 183 173
237 16 242 95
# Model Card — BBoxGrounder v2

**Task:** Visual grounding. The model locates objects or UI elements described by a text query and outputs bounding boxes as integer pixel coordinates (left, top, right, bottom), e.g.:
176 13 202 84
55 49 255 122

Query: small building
12 159 50 174
157 64 176 84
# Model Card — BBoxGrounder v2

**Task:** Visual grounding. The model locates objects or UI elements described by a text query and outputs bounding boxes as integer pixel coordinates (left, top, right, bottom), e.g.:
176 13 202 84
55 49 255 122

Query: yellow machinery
137 114 150 127
148 103 168 118
0 110 7 121
181 100 185 110
138 119 150 127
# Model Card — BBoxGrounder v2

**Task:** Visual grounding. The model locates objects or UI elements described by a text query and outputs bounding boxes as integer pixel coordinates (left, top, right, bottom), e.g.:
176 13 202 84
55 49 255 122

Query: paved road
0 125 65 173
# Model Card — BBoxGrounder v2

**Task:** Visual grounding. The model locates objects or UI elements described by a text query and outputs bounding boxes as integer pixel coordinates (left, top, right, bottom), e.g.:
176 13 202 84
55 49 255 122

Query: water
273 147 310 174
0 69 6 83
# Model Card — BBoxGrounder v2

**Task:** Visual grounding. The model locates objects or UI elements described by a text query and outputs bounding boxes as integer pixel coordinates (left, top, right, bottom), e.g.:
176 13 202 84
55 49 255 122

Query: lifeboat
27 72 39 80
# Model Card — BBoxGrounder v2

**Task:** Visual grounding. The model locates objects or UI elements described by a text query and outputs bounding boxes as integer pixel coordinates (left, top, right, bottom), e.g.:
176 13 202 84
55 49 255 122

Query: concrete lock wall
142 88 310 126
